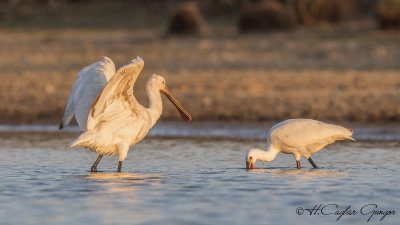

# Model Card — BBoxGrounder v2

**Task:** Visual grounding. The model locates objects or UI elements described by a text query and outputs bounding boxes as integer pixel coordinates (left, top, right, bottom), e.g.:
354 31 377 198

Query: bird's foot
91 167 98 172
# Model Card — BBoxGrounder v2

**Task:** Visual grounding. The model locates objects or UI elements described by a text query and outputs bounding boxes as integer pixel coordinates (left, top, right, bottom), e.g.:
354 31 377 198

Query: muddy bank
0 26 399 123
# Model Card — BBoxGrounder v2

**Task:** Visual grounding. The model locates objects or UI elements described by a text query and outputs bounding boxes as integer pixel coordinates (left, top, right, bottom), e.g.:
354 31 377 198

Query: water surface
0 125 399 225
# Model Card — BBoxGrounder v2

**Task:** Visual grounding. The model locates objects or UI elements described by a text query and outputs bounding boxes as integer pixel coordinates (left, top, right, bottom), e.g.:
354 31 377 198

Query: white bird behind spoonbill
60 56 192 172
245 119 355 169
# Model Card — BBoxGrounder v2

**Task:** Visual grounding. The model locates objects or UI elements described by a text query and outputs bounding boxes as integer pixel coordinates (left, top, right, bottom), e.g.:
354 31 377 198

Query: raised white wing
86 57 144 131
59 57 116 130
269 119 354 150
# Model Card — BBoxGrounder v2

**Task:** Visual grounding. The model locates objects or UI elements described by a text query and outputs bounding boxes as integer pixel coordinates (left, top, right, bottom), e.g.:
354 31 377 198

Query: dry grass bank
0 24 399 123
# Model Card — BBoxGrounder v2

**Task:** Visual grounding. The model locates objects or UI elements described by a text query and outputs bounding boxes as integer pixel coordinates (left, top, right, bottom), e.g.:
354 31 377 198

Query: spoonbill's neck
255 147 279 162
146 83 163 126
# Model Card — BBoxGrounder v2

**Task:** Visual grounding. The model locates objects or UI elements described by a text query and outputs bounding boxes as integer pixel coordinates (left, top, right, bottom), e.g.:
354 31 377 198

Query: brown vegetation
167 2 205 35
239 1 296 32
352 0 379 16
291 0 352 25
0 25 399 124
377 0 400 29
0 0 392 31
0 1 398 124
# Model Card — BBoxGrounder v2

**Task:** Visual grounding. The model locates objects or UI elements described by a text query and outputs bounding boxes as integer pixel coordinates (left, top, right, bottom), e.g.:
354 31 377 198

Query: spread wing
269 119 354 150
59 57 116 130
86 56 144 131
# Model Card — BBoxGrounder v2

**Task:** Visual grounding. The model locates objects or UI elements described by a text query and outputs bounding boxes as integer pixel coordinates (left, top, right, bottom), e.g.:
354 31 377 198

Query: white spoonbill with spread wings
60 56 192 172
245 119 355 169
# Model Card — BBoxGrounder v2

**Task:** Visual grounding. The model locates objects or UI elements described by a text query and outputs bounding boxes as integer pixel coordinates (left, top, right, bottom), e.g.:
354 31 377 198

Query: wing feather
87 56 144 130
59 57 116 130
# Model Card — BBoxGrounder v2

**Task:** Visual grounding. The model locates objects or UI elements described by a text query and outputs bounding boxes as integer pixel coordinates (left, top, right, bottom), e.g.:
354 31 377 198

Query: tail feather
346 136 356 141
68 131 92 148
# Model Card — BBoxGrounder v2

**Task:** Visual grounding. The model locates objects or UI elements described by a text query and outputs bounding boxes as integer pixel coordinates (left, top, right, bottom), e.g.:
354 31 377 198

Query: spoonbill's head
245 148 260 169
149 74 192 121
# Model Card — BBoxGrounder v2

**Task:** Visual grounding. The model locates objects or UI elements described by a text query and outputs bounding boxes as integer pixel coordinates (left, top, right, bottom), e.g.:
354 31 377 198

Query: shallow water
3 121 400 140
0 127 399 225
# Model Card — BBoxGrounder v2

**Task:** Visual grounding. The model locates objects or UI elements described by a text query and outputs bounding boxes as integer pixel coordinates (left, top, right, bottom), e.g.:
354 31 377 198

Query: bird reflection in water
247 168 349 179
81 173 163 194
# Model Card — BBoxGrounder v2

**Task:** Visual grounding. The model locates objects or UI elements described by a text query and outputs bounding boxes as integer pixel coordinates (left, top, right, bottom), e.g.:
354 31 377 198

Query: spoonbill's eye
249 156 253 160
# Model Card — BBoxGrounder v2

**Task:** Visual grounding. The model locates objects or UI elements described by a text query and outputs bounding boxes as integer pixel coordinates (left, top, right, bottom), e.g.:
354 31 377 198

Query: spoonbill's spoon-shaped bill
161 87 191 121
245 119 355 169
60 56 192 172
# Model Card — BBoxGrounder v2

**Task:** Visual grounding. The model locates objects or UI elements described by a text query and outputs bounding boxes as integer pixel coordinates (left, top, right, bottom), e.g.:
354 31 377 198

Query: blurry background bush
239 1 296 32
290 0 351 25
167 2 205 35
377 0 400 29
0 0 398 30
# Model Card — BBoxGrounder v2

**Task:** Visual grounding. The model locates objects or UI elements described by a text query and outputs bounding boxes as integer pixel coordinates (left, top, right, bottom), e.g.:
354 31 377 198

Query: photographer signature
296 204 396 222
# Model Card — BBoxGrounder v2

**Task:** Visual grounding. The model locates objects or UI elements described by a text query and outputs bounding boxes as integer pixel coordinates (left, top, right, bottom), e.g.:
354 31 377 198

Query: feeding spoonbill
245 119 355 169
59 56 192 172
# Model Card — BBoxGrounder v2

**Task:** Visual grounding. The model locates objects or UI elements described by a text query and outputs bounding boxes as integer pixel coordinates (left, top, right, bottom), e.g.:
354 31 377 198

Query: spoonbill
60 56 192 172
245 119 355 169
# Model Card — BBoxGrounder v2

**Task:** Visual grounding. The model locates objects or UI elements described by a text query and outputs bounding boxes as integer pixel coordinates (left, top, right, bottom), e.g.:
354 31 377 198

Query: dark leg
296 160 301 170
117 161 123 172
308 157 318 169
91 155 103 172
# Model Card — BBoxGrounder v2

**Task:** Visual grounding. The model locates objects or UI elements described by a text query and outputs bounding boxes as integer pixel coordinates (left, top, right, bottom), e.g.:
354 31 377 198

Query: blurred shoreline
1 25 399 123
0 1 399 123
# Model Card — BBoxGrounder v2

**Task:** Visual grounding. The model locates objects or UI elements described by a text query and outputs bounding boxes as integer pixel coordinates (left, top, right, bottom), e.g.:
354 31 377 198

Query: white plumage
60 56 192 172
59 57 115 130
245 119 355 169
